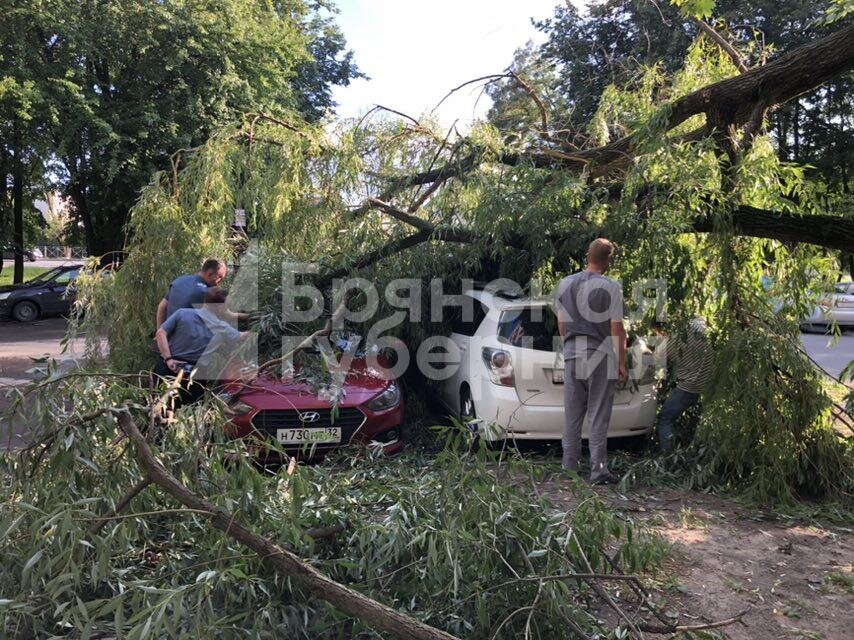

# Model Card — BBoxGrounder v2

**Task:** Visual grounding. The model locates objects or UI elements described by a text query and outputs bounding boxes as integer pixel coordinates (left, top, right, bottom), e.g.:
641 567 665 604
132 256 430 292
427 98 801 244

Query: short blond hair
587 238 615 266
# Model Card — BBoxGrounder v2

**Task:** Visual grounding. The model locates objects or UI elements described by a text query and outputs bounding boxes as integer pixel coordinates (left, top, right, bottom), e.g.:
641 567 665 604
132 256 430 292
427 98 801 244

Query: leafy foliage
488 0 854 187
0 373 665 638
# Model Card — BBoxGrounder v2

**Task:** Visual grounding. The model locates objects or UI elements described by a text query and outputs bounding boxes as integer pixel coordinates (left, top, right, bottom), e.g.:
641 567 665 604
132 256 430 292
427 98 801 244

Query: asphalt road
1 320 852 450
0 317 91 449
800 331 854 380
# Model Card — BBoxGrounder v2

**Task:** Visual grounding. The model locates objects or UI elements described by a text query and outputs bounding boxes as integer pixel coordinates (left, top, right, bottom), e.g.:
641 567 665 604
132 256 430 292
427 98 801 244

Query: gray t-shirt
160 308 240 364
165 274 208 319
555 271 624 350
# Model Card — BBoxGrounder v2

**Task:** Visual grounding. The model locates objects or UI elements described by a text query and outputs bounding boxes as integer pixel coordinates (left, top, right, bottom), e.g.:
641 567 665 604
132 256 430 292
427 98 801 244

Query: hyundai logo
300 411 321 423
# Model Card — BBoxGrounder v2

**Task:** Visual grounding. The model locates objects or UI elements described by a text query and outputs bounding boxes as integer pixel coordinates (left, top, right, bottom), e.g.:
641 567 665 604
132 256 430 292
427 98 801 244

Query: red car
221 357 404 463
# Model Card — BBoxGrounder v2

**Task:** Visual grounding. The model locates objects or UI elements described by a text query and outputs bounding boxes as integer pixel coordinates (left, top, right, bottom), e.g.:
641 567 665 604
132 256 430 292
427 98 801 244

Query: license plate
552 368 564 384
277 427 341 444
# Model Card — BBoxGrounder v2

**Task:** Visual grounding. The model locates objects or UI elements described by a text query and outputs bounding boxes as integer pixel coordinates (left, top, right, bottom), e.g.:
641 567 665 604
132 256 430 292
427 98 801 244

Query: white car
802 282 854 332
437 288 658 442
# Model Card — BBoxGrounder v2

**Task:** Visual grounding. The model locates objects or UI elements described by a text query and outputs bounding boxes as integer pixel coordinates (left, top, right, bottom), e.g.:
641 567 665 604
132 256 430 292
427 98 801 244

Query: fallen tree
3 3 848 638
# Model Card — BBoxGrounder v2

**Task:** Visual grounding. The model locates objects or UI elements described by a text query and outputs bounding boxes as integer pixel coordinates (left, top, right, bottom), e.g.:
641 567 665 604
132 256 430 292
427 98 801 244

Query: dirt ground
535 478 853 640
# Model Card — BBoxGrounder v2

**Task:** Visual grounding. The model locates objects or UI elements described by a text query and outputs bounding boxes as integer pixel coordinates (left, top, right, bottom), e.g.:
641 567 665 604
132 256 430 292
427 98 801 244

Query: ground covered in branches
534 478 854 640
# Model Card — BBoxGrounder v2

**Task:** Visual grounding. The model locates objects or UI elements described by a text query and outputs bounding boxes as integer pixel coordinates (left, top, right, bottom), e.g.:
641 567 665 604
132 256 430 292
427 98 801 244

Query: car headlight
226 400 255 416
365 383 401 411
0 292 11 301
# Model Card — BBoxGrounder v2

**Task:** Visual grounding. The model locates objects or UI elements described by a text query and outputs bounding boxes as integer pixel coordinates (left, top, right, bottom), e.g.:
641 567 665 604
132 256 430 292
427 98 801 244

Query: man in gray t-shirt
156 258 227 328
554 238 628 484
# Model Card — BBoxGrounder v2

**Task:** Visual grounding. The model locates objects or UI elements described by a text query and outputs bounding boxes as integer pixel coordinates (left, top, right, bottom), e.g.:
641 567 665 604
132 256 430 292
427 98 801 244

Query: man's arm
155 327 180 373
156 298 168 329
611 320 628 384
223 309 251 325
155 314 182 373
609 282 627 384
554 281 567 342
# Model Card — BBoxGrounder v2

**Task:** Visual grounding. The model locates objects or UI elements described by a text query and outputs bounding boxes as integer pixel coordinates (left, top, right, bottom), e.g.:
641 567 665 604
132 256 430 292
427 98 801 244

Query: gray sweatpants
562 341 616 481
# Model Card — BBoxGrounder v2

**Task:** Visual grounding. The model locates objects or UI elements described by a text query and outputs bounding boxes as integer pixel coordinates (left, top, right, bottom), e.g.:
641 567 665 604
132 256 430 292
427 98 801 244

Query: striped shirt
664 319 715 394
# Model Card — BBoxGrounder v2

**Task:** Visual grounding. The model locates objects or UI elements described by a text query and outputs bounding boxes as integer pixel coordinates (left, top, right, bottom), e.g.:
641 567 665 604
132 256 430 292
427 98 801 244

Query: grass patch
0 265 49 287
823 570 854 594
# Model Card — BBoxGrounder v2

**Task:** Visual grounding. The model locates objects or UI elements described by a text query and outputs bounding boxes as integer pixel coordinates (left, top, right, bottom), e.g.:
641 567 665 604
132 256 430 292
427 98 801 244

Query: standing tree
0 0 361 257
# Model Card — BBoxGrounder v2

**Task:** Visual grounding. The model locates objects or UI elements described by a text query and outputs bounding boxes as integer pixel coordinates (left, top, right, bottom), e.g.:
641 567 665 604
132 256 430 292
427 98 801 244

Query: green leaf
671 0 716 19
22 549 43 575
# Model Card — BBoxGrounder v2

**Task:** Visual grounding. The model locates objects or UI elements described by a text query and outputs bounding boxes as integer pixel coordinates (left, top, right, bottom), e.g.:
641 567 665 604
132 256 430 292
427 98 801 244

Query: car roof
463 288 550 310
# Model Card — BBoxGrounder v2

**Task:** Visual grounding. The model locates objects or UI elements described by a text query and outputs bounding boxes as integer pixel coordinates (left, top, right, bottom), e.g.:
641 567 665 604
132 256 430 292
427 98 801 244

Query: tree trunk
13 127 24 285
69 180 96 257
0 162 6 280
693 207 854 252
792 101 801 161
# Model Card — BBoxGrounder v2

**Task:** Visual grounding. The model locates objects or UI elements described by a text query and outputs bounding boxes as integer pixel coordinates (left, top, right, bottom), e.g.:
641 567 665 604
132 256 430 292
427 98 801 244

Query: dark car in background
0 264 82 322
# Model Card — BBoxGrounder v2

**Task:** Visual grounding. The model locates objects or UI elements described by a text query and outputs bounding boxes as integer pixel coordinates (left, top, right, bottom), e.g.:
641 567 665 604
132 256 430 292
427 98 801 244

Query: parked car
0 264 82 322
221 340 404 464
438 288 658 443
801 281 854 332
1 247 43 262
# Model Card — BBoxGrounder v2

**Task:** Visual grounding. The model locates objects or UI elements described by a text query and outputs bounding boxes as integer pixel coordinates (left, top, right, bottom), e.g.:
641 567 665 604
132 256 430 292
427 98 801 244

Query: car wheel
460 386 476 422
12 300 39 322
800 322 827 334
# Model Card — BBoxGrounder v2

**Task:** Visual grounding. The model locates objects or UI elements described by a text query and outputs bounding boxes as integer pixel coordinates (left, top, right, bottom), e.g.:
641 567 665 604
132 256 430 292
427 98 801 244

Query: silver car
802 282 854 332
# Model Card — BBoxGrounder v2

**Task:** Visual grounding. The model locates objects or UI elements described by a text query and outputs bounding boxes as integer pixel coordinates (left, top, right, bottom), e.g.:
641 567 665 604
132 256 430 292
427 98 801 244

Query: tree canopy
488 0 854 188
0 0 361 256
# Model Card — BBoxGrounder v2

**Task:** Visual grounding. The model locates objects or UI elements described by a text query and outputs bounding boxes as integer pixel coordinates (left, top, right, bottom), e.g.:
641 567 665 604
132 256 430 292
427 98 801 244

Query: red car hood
226 359 392 410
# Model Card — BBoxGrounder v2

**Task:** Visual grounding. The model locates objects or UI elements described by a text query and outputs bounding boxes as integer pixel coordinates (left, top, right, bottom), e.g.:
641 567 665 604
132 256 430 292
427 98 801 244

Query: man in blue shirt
155 258 227 328
154 287 248 402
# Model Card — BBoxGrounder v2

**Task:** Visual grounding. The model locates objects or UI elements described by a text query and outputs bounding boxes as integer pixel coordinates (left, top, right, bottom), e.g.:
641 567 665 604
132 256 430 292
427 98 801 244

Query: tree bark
70 184 96 257
694 206 854 252
13 126 25 285
0 160 7 280
116 412 459 640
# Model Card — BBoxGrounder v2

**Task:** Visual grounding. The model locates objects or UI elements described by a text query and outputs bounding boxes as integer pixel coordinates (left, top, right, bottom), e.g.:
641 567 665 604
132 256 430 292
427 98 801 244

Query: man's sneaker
590 472 619 486
561 452 579 471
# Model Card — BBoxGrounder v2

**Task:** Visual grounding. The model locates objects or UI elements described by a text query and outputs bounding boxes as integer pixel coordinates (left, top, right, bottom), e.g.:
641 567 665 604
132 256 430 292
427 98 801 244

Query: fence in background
34 246 87 259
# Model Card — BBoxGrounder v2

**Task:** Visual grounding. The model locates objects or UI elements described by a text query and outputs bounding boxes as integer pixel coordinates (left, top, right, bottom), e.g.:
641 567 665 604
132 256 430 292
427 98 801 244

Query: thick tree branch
368 198 434 232
326 205 852 281
116 412 459 640
694 207 854 252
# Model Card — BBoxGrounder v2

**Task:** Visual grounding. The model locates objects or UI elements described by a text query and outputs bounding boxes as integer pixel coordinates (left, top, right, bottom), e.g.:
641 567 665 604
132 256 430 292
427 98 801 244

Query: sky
330 0 586 127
